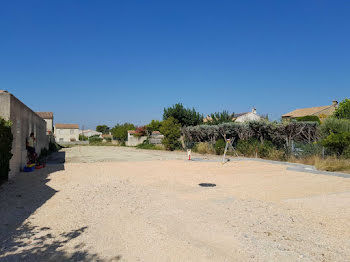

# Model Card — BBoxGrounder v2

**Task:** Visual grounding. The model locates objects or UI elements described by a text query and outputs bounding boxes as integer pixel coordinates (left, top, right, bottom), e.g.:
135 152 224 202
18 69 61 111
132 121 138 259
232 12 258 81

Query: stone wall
0 91 48 178
126 134 147 146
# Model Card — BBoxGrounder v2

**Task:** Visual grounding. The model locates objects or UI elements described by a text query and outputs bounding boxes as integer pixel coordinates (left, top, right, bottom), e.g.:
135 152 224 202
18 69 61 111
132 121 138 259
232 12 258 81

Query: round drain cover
198 183 216 187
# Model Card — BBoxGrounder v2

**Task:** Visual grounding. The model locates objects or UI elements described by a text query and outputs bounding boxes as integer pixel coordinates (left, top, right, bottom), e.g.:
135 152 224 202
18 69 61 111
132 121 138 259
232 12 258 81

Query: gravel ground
1 146 350 262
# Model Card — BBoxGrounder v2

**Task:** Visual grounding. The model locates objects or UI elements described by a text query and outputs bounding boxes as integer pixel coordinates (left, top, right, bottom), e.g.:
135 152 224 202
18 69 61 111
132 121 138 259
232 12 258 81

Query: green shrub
104 137 112 142
193 142 215 154
89 137 103 144
295 116 321 124
342 147 350 159
236 139 259 157
321 132 350 156
79 134 88 141
49 141 61 152
319 118 350 138
215 139 226 155
159 117 181 151
111 123 135 142
333 98 350 120
0 118 13 183
136 141 157 150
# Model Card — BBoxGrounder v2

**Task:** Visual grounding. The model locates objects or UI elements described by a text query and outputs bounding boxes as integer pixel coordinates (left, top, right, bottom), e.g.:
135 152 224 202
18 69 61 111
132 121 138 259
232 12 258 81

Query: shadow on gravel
0 151 119 261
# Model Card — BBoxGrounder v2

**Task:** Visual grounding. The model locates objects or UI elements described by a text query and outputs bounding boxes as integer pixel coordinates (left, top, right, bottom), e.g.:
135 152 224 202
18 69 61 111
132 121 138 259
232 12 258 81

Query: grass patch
289 155 350 174
136 143 164 150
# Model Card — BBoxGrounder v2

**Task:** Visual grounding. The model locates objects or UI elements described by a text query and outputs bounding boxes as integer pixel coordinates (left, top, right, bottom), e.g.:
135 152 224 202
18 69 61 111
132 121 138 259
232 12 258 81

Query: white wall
235 112 262 123
126 133 147 146
54 128 79 142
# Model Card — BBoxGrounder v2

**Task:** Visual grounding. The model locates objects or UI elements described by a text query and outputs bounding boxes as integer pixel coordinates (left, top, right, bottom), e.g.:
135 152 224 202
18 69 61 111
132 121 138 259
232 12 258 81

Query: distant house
36 112 54 134
79 129 102 138
233 108 262 123
54 123 79 142
282 101 338 121
203 108 262 123
102 133 113 141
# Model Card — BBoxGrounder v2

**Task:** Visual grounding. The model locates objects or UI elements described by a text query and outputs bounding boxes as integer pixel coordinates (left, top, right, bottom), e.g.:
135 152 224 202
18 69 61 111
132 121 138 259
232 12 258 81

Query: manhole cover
198 183 216 187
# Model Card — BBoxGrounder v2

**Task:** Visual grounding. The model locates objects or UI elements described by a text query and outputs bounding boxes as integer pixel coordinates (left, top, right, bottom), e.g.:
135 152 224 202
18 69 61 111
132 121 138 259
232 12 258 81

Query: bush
0 118 13 183
319 118 350 138
89 137 103 144
136 141 157 150
322 132 350 156
104 137 112 142
79 134 88 141
236 139 259 157
159 117 181 151
342 147 350 159
236 139 278 159
193 142 215 154
333 98 350 120
295 116 321 124
215 139 226 155
111 123 135 142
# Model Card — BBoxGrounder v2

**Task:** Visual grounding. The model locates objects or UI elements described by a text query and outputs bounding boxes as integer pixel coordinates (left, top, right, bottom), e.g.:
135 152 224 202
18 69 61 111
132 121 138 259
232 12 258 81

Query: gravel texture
0 146 350 261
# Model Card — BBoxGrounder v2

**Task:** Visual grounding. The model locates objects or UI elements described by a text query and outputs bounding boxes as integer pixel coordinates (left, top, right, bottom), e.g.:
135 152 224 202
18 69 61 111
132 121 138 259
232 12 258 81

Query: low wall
58 141 89 146
126 136 147 146
0 91 49 178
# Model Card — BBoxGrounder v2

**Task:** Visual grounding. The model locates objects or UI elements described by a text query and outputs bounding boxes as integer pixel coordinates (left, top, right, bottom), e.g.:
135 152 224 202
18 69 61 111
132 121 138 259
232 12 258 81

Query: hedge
0 118 13 183
182 121 318 150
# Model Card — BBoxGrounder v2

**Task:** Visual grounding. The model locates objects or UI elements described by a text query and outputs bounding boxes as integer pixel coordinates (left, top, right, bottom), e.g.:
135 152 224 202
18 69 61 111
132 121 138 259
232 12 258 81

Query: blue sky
1 0 349 129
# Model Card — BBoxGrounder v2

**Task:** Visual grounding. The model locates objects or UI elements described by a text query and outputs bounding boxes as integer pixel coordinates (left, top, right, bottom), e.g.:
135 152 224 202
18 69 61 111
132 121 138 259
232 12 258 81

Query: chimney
252 107 257 114
332 100 338 107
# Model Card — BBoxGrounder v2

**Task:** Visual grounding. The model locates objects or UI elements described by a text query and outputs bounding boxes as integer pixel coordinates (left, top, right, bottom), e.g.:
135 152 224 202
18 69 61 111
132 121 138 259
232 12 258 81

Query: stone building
0 90 48 178
54 123 79 142
282 101 338 121
36 112 54 134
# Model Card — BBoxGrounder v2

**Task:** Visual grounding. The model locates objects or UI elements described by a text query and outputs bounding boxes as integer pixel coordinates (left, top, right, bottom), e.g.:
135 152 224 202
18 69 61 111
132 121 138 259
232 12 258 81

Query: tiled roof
282 105 333 118
55 123 79 129
152 131 161 135
36 112 53 119
128 130 137 134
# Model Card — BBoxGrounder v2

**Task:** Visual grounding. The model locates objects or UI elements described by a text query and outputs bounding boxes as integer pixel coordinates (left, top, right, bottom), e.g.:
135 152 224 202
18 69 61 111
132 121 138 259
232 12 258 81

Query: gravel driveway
1 146 350 261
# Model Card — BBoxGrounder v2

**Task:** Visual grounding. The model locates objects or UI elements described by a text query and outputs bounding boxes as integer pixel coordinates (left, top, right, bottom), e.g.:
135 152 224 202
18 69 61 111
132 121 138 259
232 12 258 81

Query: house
0 90 48 178
79 129 102 138
282 101 338 121
102 133 113 142
54 123 79 142
234 108 262 122
36 112 54 134
126 130 147 146
203 108 262 123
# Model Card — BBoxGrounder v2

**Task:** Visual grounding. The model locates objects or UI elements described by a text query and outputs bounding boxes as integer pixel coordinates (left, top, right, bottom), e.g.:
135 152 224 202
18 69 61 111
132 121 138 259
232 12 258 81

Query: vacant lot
1 146 350 261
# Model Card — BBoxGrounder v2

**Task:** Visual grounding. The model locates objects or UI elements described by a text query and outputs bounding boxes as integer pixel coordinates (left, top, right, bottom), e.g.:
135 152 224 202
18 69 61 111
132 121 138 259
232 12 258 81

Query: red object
35 165 43 169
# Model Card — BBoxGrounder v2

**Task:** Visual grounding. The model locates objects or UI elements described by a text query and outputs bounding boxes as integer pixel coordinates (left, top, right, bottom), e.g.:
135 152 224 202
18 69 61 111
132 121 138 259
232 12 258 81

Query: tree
163 103 203 127
96 125 110 134
206 110 234 125
160 117 181 151
334 98 350 120
146 120 162 134
111 123 135 142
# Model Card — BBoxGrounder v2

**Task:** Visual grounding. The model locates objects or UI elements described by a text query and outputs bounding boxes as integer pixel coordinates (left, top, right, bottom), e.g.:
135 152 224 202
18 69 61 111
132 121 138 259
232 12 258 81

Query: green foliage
321 132 350 156
295 115 321 124
319 118 350 138
96 125 110 134
104 137 112 142
193 142 215 154
334 98 350 119
146 120 162 134
214 139 226 155
206 111 234 125
89 136 103 144
236 139 280 159
342 147 350 159
0 118 13 182
79 134 88 141
159 117 181 151
111 123 135 142
136 140 157 150
163 103 203 127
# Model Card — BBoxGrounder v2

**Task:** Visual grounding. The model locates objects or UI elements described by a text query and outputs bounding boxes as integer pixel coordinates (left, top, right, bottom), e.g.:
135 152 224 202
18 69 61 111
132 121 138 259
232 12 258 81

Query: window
70 129 74 135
